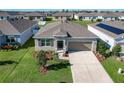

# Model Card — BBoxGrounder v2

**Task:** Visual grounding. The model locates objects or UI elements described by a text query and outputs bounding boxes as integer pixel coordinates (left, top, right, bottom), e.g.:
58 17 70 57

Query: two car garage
68 41 93 51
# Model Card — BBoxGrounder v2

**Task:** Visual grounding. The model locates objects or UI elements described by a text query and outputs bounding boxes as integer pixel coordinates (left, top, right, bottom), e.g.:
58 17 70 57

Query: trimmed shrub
29 16 34 20
96 19 102 22
112 44 121 56
105 49 112 57
44 17 52 21
66 17 72 21
12 45 19 50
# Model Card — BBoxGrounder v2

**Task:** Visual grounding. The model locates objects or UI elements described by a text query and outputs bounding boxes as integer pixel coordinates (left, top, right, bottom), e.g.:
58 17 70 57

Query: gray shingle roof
53 28 68 36
78 13 96 17
89 21 124 38
0 12 10 17
34 21 97 38
0 19 37 35
52 12 73 17
77 12 124 17
24 12 46 17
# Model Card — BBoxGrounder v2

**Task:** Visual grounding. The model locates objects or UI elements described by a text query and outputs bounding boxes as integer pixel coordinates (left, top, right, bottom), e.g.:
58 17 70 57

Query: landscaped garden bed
0 44 19 51
33 50 71 75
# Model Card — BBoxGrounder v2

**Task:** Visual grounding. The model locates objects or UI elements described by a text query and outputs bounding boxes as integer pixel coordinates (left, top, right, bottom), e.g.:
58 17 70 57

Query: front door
57 41 64 50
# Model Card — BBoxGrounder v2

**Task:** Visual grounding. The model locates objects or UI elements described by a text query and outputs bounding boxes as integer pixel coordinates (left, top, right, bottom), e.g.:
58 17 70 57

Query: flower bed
0 45 19 51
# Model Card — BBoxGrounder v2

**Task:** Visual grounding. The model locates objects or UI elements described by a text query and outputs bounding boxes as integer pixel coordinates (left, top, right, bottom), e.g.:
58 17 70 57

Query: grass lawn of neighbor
102 57 124 83
0 38 73 83
38 20 57 30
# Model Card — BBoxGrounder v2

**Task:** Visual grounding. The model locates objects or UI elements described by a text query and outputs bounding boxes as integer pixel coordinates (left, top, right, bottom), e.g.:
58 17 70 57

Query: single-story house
22 12 46 21
76 13 97 21
88 21 124 52
0 12 23 20
0 19 38 46
116 12 124 21
0 12 11 20
102 12 119 21
52 12 74 20
75 12 123 21
33 21 98 52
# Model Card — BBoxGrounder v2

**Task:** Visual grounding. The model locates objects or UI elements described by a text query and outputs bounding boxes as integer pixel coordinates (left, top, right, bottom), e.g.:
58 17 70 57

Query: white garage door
68 42 92 51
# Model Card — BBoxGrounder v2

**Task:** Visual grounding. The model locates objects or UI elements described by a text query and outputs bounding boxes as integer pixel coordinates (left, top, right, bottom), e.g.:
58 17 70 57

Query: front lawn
0 39 31 81
102 57 124 83
0 38 73 83
72 20 96 26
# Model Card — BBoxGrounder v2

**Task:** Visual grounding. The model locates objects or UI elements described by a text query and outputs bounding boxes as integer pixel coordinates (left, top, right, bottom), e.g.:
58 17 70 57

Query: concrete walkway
69 51 113 83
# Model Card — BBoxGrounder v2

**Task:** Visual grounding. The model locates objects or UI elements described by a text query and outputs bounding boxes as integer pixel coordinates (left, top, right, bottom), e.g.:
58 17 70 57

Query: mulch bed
93 52 105 62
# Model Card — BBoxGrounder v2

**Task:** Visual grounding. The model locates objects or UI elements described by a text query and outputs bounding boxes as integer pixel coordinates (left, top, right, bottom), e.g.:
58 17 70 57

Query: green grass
39 20 58 31
72 20 96 26
0 38 72 83
102 57 124 83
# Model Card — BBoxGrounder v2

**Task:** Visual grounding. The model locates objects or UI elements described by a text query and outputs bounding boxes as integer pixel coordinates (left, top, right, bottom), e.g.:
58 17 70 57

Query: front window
39 39 53 46
6 36 16 43
46 39 51 46
41 39 45 46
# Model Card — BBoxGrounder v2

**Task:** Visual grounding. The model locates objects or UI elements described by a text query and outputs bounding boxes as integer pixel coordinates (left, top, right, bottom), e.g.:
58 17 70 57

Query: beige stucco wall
34 38 97 52
34 39 55 51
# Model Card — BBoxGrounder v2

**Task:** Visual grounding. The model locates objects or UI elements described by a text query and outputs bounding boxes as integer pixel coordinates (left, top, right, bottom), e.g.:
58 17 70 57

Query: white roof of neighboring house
89 21 124 39
77 12 124 17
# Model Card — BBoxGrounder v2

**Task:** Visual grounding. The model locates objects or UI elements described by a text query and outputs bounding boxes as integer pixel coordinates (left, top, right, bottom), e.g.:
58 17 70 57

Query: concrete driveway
69 51 113 83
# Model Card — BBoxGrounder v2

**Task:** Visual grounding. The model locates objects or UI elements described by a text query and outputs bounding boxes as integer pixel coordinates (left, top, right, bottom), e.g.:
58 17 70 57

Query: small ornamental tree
37 51 47 73
37 51 47 67
112 44 121 56
97 40 108 56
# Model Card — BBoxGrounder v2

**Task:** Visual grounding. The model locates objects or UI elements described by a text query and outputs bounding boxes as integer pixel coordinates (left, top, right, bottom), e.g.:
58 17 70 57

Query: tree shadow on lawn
47 62 71 71
0 61 18 65
19 38 34 49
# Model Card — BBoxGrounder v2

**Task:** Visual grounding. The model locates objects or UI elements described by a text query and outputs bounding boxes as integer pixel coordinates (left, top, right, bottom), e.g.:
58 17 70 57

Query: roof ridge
41 21 61 32
7 20 21 34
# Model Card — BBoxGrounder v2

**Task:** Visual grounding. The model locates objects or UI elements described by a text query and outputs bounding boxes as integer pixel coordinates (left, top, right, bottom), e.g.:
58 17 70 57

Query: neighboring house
102 12 119 21
0 12 11 20
33 21 98 52
0 12 23 20
0 19 38 46
22 12 46 21
52 12 74 20
88 21 124 52
76 13 97 21
116 12 124 21
76 12 124 21
7 12 24 19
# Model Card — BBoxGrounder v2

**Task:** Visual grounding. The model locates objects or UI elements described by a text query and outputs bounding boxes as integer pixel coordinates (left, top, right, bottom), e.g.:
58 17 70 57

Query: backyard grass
72 20 96 26
39 20 57 31
0 38 73 83
102 57 124 83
